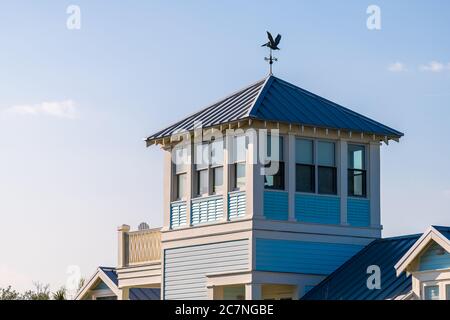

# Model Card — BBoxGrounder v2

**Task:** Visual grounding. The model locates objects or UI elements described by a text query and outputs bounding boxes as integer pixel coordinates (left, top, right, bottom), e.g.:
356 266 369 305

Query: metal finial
261 31 281 75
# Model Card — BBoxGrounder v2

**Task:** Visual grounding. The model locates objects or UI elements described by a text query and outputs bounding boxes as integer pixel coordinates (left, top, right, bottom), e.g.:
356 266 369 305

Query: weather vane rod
261 31 281 75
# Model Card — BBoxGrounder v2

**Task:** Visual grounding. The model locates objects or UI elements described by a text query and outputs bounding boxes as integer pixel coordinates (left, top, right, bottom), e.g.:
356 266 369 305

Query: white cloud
7 100 77 119
388 62 407 72
419 61 448 73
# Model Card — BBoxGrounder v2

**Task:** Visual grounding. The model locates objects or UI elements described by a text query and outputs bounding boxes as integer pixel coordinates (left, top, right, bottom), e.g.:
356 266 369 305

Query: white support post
118 287 129 300
245 283 262 300
117 224 130 268
162 148 172 229
186 142 194 226
288 134 296 221
223 134 231 220
251 131 264 219
339 140 348 225
369 142 381 228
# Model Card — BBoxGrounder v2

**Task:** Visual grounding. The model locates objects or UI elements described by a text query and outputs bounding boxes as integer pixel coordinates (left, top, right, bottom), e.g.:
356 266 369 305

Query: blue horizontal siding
256 238 363 275
295 194 340 224
347 198 370 227
419 242 450 271
264 191 288 220
228 191 246 220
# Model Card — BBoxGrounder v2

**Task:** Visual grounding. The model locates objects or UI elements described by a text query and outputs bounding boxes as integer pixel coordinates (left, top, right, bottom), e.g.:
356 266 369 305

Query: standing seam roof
146 75 403 142
301 235 420 300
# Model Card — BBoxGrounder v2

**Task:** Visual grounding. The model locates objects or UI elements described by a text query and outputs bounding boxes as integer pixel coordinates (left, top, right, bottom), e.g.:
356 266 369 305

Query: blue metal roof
146 75 403 142
433 226 450 242
99 267 160 300
301 234 420 300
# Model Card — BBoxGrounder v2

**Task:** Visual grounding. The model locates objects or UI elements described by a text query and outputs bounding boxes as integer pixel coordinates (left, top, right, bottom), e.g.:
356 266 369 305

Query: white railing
118 225 161 267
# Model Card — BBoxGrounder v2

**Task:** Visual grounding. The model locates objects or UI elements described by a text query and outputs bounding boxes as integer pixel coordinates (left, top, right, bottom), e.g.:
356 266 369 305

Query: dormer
395 226 450 300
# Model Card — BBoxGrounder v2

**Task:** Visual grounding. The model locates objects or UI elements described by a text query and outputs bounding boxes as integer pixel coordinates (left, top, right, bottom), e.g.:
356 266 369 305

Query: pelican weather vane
261 31 281 75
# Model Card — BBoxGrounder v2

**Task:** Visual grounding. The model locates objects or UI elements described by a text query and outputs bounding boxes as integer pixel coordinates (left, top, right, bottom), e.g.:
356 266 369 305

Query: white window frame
232 135 247 191
295 138 338 196
173 145 189 201
348 143 368 198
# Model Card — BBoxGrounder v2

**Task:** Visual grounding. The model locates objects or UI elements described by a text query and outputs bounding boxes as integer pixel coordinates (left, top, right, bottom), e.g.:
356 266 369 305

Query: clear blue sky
0 1 449 292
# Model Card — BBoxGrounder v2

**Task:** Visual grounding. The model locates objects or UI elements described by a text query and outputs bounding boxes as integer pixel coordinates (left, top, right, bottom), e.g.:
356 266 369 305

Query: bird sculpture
261 31 282 75
261 31 282 50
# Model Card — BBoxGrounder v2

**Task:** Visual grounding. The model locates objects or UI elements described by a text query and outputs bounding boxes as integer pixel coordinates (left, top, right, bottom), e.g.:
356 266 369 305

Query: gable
419 241 450 272
92 280 110 291
395 226 450 275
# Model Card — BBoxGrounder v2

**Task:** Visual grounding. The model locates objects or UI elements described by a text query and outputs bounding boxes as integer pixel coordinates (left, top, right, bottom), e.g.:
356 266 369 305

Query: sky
0 0 449 293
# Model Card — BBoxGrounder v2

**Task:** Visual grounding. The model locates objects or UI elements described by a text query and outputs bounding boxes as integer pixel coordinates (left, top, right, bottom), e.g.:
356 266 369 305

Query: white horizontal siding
164 239 249 300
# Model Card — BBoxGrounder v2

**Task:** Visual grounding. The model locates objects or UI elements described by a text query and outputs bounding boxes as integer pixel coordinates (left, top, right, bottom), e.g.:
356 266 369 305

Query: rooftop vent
138 222 149 231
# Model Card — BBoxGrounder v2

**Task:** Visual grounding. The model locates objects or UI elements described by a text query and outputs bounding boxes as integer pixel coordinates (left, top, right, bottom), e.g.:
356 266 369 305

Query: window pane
267 136 283 161
264 162 285 190
348 169 366 197
213 167 223 193
446 284 450 300
194 143 209 170
177 173 186 199
424 286 440 300
296 164 315 193
348 145 365 170
235 163 246 189
296 139 313 164
174 146 188 173
317 141 335 166
234 136 246 163
318 166 337 194
211 139 224 166
197 170 208 195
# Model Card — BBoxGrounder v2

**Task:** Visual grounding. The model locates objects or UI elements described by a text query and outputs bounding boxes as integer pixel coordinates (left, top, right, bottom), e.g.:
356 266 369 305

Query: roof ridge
247 75 275 117
146 76 267 143
432 225 450 230
378 233 423 241
272 76 404 137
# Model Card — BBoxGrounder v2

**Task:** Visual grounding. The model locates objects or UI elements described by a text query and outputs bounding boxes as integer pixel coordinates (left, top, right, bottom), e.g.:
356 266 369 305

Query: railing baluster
124 228 161 265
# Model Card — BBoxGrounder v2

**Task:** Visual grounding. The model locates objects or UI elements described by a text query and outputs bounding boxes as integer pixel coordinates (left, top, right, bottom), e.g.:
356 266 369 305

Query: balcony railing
118 225 161 267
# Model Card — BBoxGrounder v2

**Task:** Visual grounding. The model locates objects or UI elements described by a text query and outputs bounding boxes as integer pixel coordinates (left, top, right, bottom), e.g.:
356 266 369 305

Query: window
235 163 246 189
317 141 337 195
174 145 188 200
95 296 117 300
211 139 224 194
176 173 187 200
264 136 285 190
193 139 225 196
296 139 315 193
212 166 223 193
348 144 366 197
424 285 440 300
197 169 208 195
233 135 247 190
446 284 450 300
195 143 209 196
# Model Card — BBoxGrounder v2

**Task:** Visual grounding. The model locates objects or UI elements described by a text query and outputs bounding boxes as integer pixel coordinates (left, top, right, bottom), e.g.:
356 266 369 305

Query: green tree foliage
0 282 67 300
0 286 21 300
52 287 67 300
